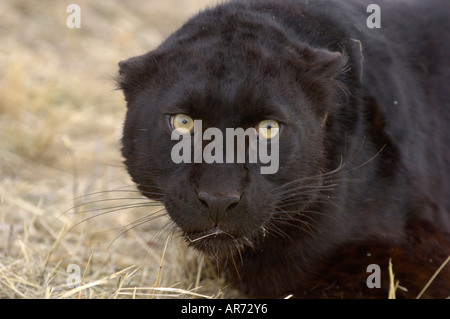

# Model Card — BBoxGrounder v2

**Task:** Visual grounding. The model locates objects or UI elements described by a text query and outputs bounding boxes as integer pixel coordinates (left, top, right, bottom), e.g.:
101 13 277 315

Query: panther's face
117 7 347 258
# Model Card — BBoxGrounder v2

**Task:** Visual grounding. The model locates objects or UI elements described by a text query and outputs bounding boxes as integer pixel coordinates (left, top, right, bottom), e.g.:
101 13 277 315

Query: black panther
117 0 450 298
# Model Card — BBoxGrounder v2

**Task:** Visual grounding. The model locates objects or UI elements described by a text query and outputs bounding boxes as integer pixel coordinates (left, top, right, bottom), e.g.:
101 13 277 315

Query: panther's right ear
116 52 160 104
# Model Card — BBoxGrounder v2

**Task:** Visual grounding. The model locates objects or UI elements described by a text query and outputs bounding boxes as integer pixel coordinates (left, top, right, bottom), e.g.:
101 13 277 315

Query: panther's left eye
170 114 194 134
257 120 280 140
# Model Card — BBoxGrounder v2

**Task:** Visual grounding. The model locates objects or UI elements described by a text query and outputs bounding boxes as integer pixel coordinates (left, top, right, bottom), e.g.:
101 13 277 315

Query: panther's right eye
169 114 194 134
256 119 280 140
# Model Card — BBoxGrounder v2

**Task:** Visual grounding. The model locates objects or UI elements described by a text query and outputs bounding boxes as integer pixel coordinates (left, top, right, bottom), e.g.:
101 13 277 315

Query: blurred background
0 0 239 298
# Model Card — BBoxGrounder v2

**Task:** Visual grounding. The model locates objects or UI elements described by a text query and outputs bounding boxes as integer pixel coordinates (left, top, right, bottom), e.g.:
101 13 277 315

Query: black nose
197 191 241 225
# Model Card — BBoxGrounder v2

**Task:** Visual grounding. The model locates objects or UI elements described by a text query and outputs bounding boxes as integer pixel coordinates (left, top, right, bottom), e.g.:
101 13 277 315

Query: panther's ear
116 51 160 105
300 45 348 79
293 44 349 115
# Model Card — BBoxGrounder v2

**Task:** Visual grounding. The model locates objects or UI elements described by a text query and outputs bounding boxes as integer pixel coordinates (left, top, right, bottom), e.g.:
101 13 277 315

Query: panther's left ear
116 50 162 105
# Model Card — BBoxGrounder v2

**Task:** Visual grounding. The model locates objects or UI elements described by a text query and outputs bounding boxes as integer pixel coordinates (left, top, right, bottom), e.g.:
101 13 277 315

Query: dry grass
0 0 242 299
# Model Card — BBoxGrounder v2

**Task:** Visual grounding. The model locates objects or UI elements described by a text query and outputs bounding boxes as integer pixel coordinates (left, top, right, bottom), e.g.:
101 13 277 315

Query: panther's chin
183 227 258 258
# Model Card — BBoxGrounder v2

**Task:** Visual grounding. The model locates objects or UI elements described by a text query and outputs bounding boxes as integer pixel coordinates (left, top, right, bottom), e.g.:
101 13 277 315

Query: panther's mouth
183 227 258 258
184 227 231 243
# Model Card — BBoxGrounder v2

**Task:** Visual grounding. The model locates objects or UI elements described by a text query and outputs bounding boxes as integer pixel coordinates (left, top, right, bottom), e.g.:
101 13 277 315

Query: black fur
117 0 450 298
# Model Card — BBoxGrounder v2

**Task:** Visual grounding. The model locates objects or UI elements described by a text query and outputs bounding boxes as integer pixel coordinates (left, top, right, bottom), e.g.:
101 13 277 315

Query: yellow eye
170 114 194 134
257 120 280 140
